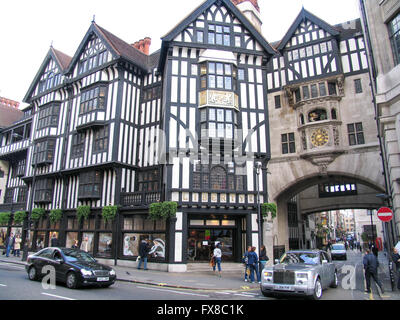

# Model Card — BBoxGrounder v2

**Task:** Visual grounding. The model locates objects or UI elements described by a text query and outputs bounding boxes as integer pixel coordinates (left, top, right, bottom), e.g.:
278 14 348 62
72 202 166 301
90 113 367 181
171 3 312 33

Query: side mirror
274 259 280 265
322 260 328 264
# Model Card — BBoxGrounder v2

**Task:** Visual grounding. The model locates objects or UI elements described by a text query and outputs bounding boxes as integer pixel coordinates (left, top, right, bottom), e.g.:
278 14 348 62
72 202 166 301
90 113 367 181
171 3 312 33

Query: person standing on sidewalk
363 248 385 294
13 234 21 257
137 239 150 270
212 243 222 277
4 233 14 257
248 247 260 284
243 246 252 282
259 245 269 271
392 247 400 290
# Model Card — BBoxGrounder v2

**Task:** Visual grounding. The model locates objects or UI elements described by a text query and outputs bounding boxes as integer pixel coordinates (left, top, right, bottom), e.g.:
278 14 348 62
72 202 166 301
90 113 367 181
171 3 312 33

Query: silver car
261 250 338 300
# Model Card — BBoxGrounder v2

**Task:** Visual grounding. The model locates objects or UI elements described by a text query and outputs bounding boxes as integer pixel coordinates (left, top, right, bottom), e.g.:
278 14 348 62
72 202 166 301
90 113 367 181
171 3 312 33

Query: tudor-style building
0 0 274 271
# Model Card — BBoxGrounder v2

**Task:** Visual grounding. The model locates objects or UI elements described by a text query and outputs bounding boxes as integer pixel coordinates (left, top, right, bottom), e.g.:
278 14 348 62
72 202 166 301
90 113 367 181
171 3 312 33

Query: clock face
311 128 329 147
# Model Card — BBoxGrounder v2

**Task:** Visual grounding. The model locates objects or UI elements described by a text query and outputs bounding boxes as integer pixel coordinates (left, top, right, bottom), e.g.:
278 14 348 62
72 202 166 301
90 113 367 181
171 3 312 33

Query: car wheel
310 278 323 300
66 272 78 289
330 271 338 288
28 266 38 281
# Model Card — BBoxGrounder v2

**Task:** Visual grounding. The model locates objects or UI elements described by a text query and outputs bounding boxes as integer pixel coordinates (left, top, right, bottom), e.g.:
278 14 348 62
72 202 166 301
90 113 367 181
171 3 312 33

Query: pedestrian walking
137 239 150 270
212 243 222 277
363 248 385 294
13 234 22 257
243 246 252 282
50 233 59 247
248 247 261 283
4 233 15 257
259 245 269 271
391 247 400 290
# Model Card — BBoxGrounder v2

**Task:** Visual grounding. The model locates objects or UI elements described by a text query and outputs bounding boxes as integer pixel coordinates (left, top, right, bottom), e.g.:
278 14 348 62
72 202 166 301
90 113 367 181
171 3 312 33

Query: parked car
26 247 116 289
331 243 347 260
261 250 338 300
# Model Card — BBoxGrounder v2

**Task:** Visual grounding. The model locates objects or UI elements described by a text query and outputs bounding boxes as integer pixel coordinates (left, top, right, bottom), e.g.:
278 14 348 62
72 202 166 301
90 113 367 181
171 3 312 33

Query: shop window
66 232 78 248
97 233 113 258
81 233 94 253
122 233 166 259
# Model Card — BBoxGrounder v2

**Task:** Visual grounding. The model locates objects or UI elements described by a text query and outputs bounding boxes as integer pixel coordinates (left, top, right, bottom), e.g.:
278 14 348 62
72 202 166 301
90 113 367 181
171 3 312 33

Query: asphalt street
0 250 398 301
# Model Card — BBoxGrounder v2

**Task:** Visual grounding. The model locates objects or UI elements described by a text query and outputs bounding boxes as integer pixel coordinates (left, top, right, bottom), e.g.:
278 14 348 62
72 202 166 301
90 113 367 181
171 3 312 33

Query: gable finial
50 40 54 48
92 14 96 24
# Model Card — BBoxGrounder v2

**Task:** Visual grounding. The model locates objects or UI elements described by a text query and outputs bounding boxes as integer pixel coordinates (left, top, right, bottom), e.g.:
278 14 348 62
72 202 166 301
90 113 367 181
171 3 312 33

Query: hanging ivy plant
49 209 63 223
31 208 46 221
0 212 11 225
102 206 118 223
149 202 177 220
13 211 27 225
77 205 91 222
261 203 277 219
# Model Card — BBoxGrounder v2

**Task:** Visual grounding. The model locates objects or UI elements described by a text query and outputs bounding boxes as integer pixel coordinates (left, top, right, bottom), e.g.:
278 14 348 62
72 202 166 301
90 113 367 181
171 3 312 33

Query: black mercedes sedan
25 247 116 289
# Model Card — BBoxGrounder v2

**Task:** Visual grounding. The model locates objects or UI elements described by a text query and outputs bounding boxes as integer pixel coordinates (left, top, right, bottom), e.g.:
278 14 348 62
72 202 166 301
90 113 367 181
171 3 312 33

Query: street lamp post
255 162 263 259
22 143 36 262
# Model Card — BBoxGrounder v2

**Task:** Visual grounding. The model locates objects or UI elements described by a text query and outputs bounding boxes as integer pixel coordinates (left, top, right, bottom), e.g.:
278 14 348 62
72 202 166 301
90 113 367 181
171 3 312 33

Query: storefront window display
66 232 78 249
97 233 113 257
123 233 166 259
36 231 46 250
0 227 7 246
81 232 94 253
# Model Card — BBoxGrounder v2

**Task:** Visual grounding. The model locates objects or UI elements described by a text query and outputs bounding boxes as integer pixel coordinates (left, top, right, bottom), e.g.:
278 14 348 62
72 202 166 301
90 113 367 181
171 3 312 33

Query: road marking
234 293 257 298
137 286 210 297
0 262 25 269
0 284 7 287
41 293 76 301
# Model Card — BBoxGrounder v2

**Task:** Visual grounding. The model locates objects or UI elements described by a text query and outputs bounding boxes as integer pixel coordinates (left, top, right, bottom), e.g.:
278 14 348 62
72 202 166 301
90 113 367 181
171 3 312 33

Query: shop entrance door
187 229 235 262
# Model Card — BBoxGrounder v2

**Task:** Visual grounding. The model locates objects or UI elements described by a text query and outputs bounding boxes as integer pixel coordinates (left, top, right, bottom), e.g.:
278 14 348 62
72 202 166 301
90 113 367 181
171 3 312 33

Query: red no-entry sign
377 207 393 222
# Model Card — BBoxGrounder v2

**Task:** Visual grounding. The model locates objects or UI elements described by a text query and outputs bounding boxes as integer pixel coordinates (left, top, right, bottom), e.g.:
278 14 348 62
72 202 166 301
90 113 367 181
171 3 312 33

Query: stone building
359 0 400 245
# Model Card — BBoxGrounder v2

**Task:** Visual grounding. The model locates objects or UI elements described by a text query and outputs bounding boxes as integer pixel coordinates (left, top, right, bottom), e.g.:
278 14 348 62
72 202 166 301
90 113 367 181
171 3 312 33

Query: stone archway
264 149 386 256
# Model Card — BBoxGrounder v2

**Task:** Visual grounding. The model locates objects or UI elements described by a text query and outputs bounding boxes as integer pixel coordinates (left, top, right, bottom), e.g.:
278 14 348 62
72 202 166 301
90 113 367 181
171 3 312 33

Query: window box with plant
31 208 46 221
49 209 63 224
13 211 27 225
149 202 177 221
261 203 277 220
0 212 11 226
102 205 119 223
77 205 91 222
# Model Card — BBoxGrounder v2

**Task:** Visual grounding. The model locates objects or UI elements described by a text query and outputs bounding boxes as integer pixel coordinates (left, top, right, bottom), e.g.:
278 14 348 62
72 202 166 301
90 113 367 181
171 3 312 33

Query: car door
321 251 334 287
51 249 66 282
34 248 53 276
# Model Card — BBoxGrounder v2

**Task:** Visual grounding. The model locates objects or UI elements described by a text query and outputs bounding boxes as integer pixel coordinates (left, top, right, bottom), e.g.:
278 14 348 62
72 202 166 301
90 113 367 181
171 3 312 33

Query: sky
0 0 360 108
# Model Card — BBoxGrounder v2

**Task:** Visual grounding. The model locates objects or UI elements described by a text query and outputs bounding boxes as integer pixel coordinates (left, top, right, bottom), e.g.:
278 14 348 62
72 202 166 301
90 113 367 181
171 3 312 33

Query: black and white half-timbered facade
0 1 382 270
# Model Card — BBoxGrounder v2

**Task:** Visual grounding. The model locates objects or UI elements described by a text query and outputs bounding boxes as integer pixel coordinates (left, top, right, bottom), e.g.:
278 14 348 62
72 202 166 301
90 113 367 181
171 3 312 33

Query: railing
121 192 161 207
0 203 27 212
0 139 30 158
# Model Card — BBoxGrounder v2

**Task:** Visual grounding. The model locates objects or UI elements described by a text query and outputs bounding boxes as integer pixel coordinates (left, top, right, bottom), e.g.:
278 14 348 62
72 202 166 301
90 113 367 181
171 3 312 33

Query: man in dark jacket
137 239 150 270
392 247 400 290
4 233 15 257
363 249 385 294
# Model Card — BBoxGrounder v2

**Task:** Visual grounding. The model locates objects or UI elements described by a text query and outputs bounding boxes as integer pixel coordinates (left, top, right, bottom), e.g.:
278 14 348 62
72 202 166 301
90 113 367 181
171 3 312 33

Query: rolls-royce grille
93 270 109 277
273 270 295 284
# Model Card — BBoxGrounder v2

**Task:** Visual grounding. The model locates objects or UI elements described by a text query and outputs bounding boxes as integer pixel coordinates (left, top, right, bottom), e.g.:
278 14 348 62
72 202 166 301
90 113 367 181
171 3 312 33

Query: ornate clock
311 128 329 147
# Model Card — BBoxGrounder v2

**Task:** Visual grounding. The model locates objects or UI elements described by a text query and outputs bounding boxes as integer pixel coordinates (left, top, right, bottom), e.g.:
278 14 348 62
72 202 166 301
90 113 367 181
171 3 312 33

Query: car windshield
332 244 345 250
280 252 320 265
62 249 96 263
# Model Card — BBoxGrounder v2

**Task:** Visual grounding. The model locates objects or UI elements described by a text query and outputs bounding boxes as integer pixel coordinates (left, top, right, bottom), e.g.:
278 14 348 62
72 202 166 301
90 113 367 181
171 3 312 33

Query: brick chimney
231 0 262 33
131 37 151 55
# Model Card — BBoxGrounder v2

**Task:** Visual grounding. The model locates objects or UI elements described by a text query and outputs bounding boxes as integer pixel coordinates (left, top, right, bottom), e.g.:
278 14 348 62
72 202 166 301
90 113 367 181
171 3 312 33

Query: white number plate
97 277 109 282
275 285 294 291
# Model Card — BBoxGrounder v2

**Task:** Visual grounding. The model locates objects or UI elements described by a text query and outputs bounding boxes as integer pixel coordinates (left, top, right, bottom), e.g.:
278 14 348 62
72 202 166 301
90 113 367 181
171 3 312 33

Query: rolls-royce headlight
296 273 308 280
264 271 273 278
109 269 116 276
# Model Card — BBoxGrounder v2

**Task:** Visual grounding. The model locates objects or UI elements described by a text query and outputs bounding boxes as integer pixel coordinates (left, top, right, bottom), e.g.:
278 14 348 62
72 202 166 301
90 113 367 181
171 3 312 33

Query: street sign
377 207 393 222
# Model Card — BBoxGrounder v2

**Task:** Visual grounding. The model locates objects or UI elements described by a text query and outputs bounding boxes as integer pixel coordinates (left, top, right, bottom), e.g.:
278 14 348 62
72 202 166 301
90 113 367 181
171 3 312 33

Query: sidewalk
0 255 259 291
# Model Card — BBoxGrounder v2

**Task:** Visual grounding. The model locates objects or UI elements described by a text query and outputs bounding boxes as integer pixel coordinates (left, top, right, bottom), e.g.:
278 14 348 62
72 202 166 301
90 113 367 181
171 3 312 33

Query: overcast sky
0 0 360 108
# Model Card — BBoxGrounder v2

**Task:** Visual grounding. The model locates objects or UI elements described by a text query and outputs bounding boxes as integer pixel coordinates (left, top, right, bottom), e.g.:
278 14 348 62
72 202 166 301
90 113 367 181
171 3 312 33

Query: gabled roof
66 23 150 75
277 8 340 51
0 104 24 129
23 47 72 103
158 0 276 72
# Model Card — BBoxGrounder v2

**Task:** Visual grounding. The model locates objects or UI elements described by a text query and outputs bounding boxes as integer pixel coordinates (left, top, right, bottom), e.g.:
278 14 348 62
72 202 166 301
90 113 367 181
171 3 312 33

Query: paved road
0 250 397 301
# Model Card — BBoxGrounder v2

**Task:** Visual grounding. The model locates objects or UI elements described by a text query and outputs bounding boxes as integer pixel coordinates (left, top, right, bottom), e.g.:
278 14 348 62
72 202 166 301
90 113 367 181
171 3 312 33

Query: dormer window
78 36 109 75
